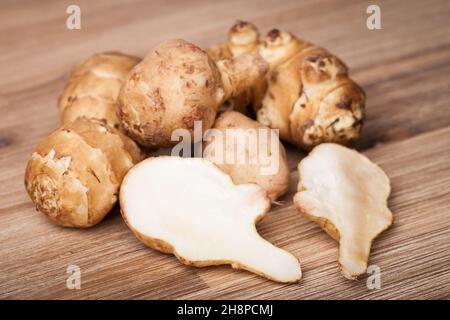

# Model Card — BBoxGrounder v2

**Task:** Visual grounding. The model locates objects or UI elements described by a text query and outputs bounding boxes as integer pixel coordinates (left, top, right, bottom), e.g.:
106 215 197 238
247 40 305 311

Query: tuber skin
207 21 261 115
203 110 290 201
209 21 365 150
117 39 268 148
258 39 365 150
24 118 143 228
207 20 260 60
58 52 141 129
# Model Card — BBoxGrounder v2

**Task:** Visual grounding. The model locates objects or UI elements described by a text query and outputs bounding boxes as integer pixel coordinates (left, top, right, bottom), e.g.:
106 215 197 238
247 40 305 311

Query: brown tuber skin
203 110 290 201
117 39 268 148
26 52 145 228
209 21 365 150
258 40 365 150
58 52 141 129
24 118 143 228
207 20 260 62
293 144 393 279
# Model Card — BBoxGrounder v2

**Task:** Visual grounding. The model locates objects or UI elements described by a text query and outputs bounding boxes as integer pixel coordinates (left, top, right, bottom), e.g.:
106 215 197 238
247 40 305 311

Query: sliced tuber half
120 156 301 283
25 118 143 227
293 143 393 279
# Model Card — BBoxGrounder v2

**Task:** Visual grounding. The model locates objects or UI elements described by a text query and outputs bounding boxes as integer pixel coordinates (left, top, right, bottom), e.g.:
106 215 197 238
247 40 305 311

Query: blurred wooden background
0 0 449 299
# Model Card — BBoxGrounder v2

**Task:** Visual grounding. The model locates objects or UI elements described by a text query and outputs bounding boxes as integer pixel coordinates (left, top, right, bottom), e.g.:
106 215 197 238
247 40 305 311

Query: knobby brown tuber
293 143 393 279
120 156 302 283
203 110 290 201
25 118 143 227
208 21 365 150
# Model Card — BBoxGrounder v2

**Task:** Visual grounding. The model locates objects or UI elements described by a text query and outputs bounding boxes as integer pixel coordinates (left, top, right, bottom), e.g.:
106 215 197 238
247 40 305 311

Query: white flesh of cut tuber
293 143 393 279
120 156 302 283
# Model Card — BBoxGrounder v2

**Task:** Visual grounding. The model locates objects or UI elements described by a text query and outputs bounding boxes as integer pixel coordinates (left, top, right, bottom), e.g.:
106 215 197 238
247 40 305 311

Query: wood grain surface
0 0 449 299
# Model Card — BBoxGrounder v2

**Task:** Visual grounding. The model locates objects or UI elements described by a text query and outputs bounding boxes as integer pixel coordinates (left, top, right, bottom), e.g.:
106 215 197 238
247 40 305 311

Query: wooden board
0 0 449 299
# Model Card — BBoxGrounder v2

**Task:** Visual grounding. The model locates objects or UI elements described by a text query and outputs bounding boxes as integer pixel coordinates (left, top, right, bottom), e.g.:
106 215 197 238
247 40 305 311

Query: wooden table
1 0 449 299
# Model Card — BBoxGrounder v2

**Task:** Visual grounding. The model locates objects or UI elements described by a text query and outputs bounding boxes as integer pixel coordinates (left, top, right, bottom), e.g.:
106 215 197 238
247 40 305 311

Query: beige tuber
117 39 268 148
58 52 140 128
203 110 290 201
293 143 393 279
120 156 302 283
25 118 143 227
207 21 263 115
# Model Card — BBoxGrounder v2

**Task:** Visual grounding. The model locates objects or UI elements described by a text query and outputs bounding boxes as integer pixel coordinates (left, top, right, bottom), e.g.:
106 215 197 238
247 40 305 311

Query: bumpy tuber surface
203 110 290 201
207 20 260 61
120 156 301 283
25 118 143 227
58 52 140 128
209 21 365 150
117 39 268 148
258 35 365 150
293 143 393 279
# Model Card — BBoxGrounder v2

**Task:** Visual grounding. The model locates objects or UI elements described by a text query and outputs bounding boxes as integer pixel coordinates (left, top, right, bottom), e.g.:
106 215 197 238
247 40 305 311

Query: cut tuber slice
120 156 301 283
208 20 365 150
293 143 393 279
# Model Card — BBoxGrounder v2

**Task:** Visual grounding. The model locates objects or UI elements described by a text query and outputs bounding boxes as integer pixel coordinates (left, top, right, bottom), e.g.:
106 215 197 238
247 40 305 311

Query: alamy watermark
171 121 280 176
366 264 382 290
367 4 381 30
66 264 81 290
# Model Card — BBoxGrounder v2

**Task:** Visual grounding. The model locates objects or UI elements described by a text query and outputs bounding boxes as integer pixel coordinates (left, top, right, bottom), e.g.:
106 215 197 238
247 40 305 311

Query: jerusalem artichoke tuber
120 156 302 283
58 52 140 128
258 37 365 150
207 20 260 61
206 21 262 115
203 110 290 201
293 143 393 279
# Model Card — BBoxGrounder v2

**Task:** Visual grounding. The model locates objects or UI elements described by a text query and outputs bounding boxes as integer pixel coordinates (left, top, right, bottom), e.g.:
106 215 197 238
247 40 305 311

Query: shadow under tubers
120 156 302 283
